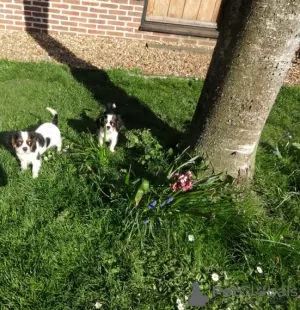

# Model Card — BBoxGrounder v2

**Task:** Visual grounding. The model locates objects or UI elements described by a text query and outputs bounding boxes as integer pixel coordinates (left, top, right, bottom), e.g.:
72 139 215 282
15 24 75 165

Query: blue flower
167 197 174 203
160 197 174 207
148 200 157 209
273 150 279 156
284 132 292 139
143 218 149 224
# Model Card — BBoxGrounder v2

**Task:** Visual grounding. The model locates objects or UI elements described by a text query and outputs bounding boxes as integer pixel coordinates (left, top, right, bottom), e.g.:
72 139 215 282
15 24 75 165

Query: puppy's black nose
106 126 111 130
23 147 28 152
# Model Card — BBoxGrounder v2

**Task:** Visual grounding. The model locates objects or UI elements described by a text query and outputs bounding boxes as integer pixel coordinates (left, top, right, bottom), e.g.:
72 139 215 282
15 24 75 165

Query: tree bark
188 0 300 182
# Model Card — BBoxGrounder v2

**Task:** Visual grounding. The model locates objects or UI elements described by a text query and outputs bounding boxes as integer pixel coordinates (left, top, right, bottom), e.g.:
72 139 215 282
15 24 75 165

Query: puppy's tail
46 107 58 126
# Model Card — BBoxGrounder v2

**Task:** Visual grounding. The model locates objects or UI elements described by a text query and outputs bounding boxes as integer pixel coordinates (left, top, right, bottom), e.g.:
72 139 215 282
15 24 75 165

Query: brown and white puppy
95 103 122 152
11 107 62 178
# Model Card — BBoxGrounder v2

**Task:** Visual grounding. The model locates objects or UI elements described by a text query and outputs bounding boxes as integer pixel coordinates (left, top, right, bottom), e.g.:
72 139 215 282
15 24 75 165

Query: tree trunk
188 0 300 182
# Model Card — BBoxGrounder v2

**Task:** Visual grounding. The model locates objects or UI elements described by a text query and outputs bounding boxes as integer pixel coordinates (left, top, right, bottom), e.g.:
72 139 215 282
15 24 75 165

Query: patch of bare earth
0 31 299 85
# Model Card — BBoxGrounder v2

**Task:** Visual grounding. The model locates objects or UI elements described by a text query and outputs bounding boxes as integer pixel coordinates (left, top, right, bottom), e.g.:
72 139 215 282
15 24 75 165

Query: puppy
11 107 62 178
96 103 122 152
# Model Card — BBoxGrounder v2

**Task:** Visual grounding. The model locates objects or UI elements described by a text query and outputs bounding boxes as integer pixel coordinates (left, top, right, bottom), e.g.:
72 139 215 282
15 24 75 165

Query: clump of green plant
125 129 174 176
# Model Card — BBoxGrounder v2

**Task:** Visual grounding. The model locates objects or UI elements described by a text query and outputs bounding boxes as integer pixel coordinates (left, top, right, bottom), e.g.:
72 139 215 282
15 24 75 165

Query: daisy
256 266 263 274
177 304 184 310
211 273 219 282
188 234 195 242
95 301 102 309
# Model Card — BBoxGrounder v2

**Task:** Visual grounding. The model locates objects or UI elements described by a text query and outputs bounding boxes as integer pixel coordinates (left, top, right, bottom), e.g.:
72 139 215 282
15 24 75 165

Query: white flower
267 289 276 296
188 234 195 242
211 273 219 282
95 301 102 309
177 303 185 310
184 295 189 301
256 266 263 274
176 298 182 304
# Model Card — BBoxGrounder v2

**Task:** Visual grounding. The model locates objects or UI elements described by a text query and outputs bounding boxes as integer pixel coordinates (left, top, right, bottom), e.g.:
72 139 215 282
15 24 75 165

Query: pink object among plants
171 170 193 192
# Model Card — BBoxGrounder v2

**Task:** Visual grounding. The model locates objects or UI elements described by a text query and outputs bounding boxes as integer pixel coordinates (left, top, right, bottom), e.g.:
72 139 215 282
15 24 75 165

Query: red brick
32 12 48 18
88 29 106 35
25 6 42 12
47 8 61 14
78 23 96 29
111 0 129 3
161 37 179 43
98 14 117 20
48 19 60 25
71 5 88 11
6 15 23 20
127 22 139 28
51 4 69 9
0 25 5 30
106 31 124 37
88 19 106 24
118 16 132 21
134 5 143 12
109 9 127 16
132 17 142 22
14 20 27 26
182 39 197 45
197 40 216 47
63 0 79 4
50 25 69 31
61 10 80 16
90 8 108 14
33 22 48 29
6 25 24 30
2 9 13 14
129 0 144 5
80 12 97 18
32 1 48 7
125 32 142 39
108 21 125 26
70 17 86 23
5 4 22 9
69 27 87 33
50 14 68 20
100 3 118 9
97 25 115 30
0 19 13 24
23 16 42 23
127 11 142 17
60 21 78 27
82 1 100 6
116 26 134 32
26 27 47 32
119 5 133 10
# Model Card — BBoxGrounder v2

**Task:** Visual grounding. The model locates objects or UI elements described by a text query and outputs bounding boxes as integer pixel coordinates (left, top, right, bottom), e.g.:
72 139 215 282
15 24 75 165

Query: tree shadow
0 165 7 187
22 0 181 147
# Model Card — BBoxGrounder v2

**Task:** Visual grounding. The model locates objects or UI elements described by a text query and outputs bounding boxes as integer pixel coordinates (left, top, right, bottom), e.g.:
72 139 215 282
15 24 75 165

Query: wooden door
146 0 223 28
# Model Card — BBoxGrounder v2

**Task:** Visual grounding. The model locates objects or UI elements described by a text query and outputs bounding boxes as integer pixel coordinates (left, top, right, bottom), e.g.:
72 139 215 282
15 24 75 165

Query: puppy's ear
116 115 123 130
95 115 105 130
29 132 45 148
11 132 20 149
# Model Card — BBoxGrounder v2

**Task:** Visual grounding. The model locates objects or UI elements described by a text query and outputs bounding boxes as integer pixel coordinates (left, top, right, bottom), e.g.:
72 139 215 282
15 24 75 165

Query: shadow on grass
0 165 7 187
22 0 181 147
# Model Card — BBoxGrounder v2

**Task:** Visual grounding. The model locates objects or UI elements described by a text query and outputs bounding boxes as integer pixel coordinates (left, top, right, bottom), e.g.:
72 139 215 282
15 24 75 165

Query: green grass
0 59 300 310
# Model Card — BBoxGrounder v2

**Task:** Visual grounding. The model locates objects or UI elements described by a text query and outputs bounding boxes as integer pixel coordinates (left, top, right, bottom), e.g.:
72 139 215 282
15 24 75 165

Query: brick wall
0 0 216 48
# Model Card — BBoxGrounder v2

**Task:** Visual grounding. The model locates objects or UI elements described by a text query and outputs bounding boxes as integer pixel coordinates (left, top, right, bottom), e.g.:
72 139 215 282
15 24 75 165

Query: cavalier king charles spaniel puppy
96 103 122 152
11 107 62 178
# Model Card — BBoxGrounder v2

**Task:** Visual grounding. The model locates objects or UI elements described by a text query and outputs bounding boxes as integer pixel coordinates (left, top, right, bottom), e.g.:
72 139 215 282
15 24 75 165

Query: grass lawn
0 59 300 310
